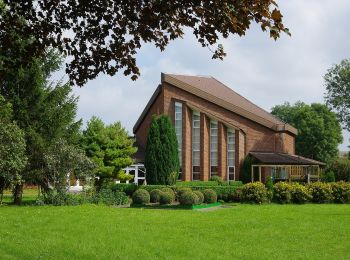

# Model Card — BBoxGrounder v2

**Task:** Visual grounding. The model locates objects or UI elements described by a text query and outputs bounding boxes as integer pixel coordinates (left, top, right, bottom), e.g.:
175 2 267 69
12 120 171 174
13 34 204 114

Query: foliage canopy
1 1 290 85
271 102 343 164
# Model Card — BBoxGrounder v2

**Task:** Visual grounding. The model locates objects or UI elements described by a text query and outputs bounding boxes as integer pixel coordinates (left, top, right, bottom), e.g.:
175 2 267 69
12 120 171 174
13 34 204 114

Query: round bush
241 182 270 204
273 182 292 204
307 182 333 203
229 188 242 202
161 187 175 201
132 189 150 205
331 181 350 203
202 189 217 204
179 191 198 205
159 191 174 205
176 187 192 199
291 183 312 204
150 189 162 203
193 190 204 204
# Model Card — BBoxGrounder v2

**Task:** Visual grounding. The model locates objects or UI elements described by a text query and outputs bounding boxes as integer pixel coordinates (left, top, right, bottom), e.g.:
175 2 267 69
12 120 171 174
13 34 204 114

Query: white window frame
192 111 200 181
175 102 182 179
227 128 236 181
210 120 218 178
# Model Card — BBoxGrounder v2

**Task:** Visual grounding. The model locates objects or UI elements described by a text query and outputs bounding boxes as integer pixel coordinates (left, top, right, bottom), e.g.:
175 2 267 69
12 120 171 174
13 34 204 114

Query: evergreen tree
82 117 137 188
0 27 82 202
145 115 179 185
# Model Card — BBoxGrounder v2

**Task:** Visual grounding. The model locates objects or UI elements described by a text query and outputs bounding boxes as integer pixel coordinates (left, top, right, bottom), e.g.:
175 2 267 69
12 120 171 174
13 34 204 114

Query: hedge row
241 181 350 204
110 184 241 202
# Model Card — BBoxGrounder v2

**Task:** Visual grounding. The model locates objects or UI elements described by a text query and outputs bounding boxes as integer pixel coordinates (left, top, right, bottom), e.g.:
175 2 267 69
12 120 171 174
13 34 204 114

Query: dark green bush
176 181 218 187
150 189 162 203
189 186 239 202
328 158 350 181
202 189 217 204
159 191 174 205
110 183 137 196
331 181 350 203
193 190 204 204
265 176 274 192
291 183 312 204
229 181 243 186
176 187 192 199
229 188 242 202
241 182 270 204
273 182 292 204
161 187 175 201
209 176 225 185
307 182 333 203
44 192 87 206
179 191 198 205
323 171 336 183
132 189 150 205
141 185 174 193
93 189 129 205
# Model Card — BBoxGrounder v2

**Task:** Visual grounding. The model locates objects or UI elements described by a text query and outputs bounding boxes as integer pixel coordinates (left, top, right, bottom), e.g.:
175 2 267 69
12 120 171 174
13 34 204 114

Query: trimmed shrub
265 176 274 192
159 191 174 205
273 182 292 204
241 182 270 204
110 183 137 196
331 181 350 203
132 189 150 205
189 186 240 202
150 189 162 203
209 176 225 185
229 181 243 187
323 171 336 183
193 190 204 204
291 183 312 204
202 189 217 204
307 182 333 203
139 185 169 193
176 187 192 199
161 187 175 201
229 188 242 202
179 191 198 205
176 181 219 187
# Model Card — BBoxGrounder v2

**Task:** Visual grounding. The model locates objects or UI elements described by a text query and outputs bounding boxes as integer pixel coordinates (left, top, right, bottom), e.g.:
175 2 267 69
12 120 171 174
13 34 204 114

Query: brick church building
133 73 323 182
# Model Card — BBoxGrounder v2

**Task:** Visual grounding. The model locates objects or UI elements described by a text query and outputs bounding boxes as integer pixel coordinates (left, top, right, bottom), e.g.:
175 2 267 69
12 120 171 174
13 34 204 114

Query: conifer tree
145 115 179 185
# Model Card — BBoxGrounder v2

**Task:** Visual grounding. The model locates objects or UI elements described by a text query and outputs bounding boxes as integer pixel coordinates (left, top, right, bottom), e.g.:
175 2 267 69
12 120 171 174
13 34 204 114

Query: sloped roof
250 152 325 166
133 73 297 135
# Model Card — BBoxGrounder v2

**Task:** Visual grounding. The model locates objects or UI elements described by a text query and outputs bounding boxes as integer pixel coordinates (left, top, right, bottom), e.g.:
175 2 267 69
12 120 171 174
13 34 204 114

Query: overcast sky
55 0 350 150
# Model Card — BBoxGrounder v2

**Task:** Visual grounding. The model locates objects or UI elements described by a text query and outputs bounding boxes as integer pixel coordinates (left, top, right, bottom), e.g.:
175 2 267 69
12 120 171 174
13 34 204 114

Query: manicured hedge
241 182 270 204
176 181 218 187
110 183 138 196
189 186 241 202
132 189 150 205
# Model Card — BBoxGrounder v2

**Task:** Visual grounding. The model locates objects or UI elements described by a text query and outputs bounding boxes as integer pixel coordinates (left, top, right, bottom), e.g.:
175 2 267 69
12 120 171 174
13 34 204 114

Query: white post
76 178 80 187
135 166 139 185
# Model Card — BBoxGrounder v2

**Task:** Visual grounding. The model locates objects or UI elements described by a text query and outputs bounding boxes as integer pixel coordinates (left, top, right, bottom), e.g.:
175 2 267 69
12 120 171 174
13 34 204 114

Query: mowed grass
1 203 350 259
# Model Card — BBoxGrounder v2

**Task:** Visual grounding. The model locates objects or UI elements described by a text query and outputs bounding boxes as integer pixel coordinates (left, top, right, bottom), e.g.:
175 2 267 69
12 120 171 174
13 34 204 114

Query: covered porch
249 152 325 183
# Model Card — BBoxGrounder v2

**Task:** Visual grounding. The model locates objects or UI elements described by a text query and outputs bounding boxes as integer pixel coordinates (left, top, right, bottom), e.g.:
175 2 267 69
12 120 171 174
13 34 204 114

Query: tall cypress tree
145 115 179 185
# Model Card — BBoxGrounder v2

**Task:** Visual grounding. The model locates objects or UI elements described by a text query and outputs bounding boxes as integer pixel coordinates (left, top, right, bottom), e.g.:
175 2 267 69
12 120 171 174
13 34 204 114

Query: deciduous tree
271 102 343 164
1 1 290 85
324 59 350 132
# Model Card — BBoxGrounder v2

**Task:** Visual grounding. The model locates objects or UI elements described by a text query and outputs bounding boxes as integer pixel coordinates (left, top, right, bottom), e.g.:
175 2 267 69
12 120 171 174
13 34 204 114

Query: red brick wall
134 82 296 181
135 89 164 149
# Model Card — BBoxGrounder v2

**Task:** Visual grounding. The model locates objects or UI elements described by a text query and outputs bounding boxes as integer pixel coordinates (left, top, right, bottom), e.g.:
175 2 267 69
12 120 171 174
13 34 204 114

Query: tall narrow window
227 128 235 181
192 111 200 180
175 102 182 180
210 120 218 177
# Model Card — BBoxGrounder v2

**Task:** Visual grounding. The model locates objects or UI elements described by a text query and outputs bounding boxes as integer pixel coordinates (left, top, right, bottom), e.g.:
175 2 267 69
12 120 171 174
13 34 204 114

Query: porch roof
249 152 326 166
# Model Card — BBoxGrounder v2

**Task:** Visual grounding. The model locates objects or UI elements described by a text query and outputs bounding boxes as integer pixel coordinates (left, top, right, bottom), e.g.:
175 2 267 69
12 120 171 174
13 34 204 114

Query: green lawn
1 203 350 259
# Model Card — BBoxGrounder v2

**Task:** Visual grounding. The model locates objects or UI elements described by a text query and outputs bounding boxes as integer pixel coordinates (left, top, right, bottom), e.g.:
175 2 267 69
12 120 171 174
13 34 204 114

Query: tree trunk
13 183 23 205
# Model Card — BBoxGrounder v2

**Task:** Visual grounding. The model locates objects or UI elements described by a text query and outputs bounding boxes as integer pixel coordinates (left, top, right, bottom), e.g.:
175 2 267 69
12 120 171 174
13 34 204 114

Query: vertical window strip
227 128 235 181
192 111 200 180
210 120 218 177
175 102 182 180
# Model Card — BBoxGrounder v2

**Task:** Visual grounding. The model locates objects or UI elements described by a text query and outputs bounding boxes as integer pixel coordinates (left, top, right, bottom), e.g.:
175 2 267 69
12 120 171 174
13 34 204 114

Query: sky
54 0 350 150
